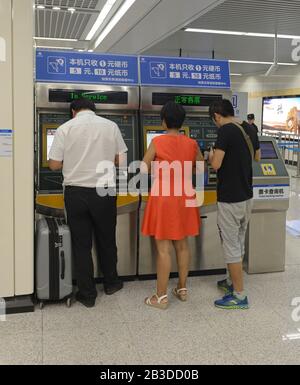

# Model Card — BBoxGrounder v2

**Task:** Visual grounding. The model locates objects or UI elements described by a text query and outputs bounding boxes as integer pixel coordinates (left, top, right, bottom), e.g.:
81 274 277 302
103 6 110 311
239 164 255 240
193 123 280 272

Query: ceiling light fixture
68 7 76 13
184 28 300 40
37 5 45 9
52 6 61 11
86 0 118 41
36 46 74 50
34 37 78 42
94 0 136 49
229 59 297 66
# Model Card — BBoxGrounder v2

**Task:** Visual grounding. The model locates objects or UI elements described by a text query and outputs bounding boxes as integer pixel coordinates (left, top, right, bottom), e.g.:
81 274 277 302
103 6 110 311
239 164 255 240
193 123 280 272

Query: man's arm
253 131 261 162
49 159 63 171
115 152 127 167
210 126 227 171
115 125 128 166
48 127 64 171
255 149 261 162
209 149 226 171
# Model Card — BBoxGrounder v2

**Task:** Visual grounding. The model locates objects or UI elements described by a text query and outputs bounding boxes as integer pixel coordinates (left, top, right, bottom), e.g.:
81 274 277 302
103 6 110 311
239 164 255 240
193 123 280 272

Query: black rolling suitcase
36 217 73 309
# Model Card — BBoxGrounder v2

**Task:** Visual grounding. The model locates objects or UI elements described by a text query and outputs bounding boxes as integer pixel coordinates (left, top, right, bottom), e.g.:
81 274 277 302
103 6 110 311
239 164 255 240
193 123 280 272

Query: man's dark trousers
64 186 119 300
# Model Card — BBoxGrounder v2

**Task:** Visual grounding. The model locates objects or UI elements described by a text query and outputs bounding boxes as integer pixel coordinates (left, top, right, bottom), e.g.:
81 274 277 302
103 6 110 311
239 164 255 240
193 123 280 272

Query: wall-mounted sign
0 129 13 157
232 92 249 120
36 50 232 89
36 49 139 85
0 37 6 63
140 56 231 89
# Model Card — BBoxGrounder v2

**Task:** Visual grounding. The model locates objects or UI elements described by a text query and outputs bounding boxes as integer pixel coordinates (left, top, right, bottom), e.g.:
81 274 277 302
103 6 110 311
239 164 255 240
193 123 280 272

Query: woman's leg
173 238 191 290
156 239 172 298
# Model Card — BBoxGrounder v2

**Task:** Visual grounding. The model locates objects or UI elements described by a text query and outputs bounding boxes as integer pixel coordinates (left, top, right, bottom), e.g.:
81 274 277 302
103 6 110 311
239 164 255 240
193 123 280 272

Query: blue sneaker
214 294 249 310
217 279 234 295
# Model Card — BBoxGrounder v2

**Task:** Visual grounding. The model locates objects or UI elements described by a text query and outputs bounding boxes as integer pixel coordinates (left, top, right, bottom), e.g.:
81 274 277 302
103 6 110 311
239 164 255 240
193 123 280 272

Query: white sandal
173 288 188 302
145 294 169 310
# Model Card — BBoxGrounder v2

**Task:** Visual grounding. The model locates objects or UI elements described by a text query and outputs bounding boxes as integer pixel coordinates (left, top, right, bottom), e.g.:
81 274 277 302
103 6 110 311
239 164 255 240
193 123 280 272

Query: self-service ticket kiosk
138 87 232 276
245 137 290 273
35 83 140 277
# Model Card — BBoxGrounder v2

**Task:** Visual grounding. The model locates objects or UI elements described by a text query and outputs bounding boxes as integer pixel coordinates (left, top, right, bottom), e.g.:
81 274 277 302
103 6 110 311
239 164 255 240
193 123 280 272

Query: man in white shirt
49 99 128 308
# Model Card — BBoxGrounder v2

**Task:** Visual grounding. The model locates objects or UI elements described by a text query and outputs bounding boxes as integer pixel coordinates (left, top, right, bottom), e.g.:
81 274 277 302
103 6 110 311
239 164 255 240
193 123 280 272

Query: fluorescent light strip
34 5 76 12
231 73 243 76
86 0 118 41
36 46 74 50
185 28 300 40
95 0 136 49
34 37 78 42
229 59 297 66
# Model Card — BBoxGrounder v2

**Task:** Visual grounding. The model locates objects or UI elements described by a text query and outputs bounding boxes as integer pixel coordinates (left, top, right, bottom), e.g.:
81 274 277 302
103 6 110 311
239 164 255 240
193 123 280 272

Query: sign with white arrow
0 37 6 62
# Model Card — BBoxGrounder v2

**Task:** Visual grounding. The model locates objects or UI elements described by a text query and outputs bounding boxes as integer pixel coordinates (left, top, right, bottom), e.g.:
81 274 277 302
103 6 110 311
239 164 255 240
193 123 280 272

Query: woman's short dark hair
70 98 96 113
160 101 186 129
209 99 235 120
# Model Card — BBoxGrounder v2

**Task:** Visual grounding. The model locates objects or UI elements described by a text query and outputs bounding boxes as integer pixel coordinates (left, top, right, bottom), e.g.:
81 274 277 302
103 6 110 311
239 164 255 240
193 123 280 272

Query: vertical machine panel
35 84 140 278
13 0 34 296
245 137 290 274
138 87 232 276
0 0 14 297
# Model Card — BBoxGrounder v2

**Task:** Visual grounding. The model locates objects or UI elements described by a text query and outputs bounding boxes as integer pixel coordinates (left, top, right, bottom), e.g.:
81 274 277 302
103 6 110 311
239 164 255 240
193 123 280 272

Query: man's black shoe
104 280 124 295
75 293 96 308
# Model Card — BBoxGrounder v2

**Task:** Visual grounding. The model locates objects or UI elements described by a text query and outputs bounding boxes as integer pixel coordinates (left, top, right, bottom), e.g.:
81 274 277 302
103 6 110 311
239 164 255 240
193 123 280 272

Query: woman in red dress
142 101 203 309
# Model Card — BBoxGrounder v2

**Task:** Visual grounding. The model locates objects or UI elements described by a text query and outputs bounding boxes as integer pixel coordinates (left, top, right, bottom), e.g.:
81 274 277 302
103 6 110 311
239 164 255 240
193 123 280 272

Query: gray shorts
217 199 253 264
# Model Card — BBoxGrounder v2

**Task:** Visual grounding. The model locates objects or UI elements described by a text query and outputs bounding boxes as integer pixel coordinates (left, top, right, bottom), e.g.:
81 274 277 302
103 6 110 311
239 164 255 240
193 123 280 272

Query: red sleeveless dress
142 134 200 240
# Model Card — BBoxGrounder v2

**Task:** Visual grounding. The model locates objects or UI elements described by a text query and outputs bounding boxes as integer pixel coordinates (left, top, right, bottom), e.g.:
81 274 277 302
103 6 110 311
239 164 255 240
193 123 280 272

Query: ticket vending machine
35 83 140 277
138 87 232 276
245 137 290 273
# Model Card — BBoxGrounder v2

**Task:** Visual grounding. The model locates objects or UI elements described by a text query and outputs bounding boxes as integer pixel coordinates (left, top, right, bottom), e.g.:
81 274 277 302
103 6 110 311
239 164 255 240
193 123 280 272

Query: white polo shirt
49 110 128 188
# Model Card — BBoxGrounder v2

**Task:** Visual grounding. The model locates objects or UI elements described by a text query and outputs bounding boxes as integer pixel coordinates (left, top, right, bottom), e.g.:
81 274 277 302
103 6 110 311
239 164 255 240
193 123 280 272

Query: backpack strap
233 122 255 160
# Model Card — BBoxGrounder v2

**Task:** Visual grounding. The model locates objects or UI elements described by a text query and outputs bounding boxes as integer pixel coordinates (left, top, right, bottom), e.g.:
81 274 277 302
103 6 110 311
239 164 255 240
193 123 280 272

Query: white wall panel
13 0 34 296
0 0 15 297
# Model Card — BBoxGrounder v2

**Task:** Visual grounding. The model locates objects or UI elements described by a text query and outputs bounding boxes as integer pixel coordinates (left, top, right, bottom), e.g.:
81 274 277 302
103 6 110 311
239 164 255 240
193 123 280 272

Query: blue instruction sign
36 49 139 85
140 56 231 88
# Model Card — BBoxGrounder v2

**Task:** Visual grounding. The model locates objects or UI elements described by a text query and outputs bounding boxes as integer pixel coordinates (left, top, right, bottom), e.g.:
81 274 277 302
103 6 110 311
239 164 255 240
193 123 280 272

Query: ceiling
34 0 300 76
34 0 124 50
35 0 100 39
144 0 300 75
188 0 300 35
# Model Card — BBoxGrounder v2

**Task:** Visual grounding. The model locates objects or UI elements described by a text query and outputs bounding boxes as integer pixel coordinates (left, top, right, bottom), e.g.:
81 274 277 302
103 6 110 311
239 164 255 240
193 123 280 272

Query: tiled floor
1 168 300 365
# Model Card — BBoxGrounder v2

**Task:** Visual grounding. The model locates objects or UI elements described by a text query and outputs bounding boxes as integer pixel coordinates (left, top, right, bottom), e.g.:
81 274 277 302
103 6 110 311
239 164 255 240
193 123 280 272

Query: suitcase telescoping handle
61 251 65 280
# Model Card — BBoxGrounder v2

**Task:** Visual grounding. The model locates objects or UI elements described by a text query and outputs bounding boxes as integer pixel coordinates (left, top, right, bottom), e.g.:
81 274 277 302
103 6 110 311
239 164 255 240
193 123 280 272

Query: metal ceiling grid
189 0 300 35
35 0 99 39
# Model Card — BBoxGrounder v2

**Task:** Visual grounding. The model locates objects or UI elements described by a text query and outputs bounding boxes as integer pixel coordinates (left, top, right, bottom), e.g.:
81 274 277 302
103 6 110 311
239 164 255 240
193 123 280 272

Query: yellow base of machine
36 193 139 212
36 190 216 213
